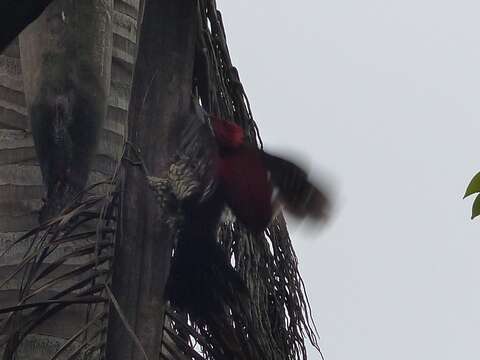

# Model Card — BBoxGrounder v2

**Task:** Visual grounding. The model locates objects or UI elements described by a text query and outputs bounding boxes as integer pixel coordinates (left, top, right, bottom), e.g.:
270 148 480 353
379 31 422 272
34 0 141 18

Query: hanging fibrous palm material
0 179 119 360
162 1 329 359
163 110 329 359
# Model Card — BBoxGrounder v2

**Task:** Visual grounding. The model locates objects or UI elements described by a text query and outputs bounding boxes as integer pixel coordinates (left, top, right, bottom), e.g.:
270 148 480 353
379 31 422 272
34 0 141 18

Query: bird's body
211 116 330 232
217 145 274 232
166 110 330 321
167 187 245 317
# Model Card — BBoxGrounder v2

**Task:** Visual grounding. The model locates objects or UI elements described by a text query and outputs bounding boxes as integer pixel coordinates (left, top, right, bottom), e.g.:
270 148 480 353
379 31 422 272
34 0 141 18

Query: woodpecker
211 115 330 233
166 107 330 324
165 109 248 321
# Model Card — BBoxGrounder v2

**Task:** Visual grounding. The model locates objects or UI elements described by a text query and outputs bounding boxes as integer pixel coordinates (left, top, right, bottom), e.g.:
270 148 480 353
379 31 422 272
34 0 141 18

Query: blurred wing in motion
262 151 331 222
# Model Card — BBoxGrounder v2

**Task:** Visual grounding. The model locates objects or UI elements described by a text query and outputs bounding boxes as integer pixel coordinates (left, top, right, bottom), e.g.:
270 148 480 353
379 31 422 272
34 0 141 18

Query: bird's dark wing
261 151 330 221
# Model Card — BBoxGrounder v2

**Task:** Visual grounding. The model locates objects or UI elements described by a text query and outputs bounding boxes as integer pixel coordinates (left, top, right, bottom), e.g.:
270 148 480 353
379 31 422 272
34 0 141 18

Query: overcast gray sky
217 1 480 359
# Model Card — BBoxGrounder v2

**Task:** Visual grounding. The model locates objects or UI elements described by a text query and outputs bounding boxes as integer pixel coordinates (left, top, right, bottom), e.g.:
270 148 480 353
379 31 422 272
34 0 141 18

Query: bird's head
210 115 245 149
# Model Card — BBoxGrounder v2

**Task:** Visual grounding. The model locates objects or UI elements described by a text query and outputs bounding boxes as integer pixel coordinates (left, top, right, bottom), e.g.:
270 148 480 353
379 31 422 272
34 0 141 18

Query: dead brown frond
162 1 324 359
0 180 119 359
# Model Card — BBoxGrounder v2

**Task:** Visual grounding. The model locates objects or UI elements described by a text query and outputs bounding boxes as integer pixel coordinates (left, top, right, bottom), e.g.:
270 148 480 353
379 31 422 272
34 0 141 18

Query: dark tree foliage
0 0 54 52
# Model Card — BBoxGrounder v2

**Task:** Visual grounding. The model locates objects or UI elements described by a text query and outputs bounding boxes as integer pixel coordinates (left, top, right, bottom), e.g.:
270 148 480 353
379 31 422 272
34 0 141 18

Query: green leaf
472 194 480 219
464 171 480 198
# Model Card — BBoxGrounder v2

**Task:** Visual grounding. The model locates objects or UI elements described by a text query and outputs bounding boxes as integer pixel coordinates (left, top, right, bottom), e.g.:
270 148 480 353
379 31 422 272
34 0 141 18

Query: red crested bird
211 115 330 233
166 106 331 330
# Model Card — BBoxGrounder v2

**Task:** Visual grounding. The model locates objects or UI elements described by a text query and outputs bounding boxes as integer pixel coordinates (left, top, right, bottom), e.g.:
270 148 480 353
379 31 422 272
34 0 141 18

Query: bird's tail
166 232 248 321
166 233 255 357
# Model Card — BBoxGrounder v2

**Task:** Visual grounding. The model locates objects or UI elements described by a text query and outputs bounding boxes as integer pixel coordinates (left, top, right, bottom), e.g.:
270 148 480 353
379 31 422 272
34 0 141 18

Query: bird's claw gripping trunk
19 0 113 222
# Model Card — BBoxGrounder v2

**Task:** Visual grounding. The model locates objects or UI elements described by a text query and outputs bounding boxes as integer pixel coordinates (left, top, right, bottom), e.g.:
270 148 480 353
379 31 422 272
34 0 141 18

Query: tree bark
19 0 114 221
0 0 142 358
105 1 197 359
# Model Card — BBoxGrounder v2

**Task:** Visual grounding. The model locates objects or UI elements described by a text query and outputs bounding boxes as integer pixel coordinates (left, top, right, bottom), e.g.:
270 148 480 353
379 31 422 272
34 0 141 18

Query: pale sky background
217 1 480 359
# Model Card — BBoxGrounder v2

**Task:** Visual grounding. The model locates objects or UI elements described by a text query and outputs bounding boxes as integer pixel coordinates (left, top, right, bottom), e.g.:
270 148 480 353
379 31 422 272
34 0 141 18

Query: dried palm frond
162 1 324 359
0 179 119 360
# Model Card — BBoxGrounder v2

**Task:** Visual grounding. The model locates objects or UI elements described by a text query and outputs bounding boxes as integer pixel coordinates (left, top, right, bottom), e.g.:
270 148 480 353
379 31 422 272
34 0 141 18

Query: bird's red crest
211 115 245 148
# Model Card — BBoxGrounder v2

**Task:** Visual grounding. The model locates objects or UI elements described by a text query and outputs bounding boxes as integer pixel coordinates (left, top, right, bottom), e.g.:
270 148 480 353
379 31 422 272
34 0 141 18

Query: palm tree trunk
0 0 141 358
104 1 197 359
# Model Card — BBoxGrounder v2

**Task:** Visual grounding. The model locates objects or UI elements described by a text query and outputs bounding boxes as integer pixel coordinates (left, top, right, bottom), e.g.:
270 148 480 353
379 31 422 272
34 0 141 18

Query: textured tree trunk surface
105 0 197 359
19 0 114 221
0 0 141 358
